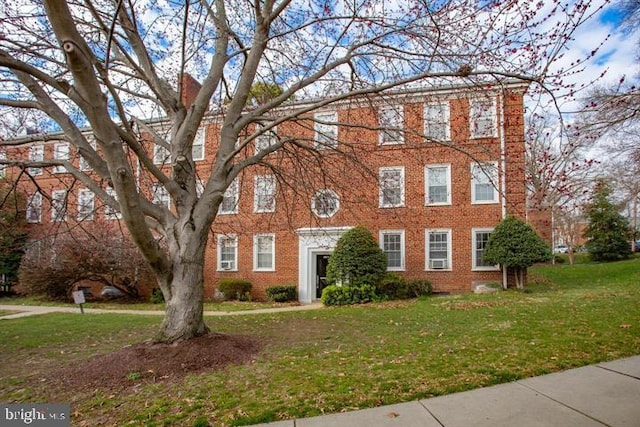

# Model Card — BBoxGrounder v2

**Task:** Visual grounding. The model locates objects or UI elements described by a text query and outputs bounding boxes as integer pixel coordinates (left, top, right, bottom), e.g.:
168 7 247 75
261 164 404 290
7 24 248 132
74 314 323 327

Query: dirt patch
45 333 261 392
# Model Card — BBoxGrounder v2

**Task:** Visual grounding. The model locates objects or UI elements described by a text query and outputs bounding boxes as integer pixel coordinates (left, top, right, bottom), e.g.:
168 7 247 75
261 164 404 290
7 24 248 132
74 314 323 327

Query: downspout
499 92 508 290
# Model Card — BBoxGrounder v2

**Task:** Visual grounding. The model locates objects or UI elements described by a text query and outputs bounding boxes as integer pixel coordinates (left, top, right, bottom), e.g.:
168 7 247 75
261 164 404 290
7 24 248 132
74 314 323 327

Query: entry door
316 254 330 299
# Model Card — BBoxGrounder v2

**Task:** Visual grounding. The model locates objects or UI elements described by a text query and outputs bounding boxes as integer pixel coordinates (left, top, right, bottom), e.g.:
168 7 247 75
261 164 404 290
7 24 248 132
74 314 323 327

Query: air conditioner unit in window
221 260 234 270
429 259 447 270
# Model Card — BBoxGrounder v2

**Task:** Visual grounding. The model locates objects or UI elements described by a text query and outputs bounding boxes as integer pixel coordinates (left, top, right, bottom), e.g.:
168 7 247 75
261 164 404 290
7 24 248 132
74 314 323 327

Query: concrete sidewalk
251 356 640 427
0 303 322 320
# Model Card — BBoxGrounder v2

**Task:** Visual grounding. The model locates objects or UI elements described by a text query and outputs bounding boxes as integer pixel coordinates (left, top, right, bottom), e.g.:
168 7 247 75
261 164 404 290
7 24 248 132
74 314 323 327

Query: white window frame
104 187 122 220
379 105 404 145
28 144 44 176
26 192 42 223
0 151 6 178
77 189 95 221
425 164 451 206
472 228 500 271
424 101 451 141
470 97 497 139
425 229 452 271
380 230 405 271
152 183 171 208
311 189 340 218
379 167 405 208
53 142 69 174
218 178 239 215
314 111 338 149
192 128 205 161
255 125 278 154
51 190 67 222
471 162 499 204
153 144 170 165
79 138 96 171
254 174 276 213
253 234 275 271
217 234 238 271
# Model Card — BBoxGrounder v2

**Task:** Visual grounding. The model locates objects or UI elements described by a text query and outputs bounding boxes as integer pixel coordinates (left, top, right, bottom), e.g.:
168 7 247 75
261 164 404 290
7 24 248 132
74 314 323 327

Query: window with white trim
104 187 122 220
0 151 6 177
153 144 170 165
218 178 239 214
426 229 451 270
192 128 205 161
380 230 405 271
379 167 404 208
379 105 404 145
254 175 276 213
196 180 205 198
79 138 96 171
152 184 170 208
472 228 499 270
314 111 338 149
255 125 277 154
253 234 275 271
425 164 451 205
311 189 340 218
471 162 499 204
53 142 69 173
470 97 497 138
217 234 238 271
28 145 44 176
424 101 450 141
26 192 42 223
51 190 67 222
77 189 95 220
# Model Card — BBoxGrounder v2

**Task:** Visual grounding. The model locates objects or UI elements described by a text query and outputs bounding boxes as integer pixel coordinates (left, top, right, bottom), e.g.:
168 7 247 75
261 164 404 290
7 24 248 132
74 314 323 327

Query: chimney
180 73 202 109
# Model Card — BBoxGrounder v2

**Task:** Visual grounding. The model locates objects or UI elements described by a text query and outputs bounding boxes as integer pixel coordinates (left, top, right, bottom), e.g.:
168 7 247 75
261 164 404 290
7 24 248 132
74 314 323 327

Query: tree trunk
155 250 210 343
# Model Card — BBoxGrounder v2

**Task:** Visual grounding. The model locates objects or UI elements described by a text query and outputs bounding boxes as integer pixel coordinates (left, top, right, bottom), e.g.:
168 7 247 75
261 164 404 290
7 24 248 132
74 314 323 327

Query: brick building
3 81 528 302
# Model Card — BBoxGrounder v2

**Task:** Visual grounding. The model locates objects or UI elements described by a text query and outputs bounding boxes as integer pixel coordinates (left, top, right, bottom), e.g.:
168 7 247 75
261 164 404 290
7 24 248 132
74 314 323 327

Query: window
152 184 170 208
424 102 450 141
473 228 499 270
470 97 497 138
53 142 69 173
426 229 451 270
379 105 404 145
253 234 275 271
196 180 205 198
425 164 451 205
51 190 67 222
255 125 277 154
153 144 170 165
79 138 96 171
254 175 276 213
311 189 340 218
26 192 42 223
77 189 95 220
104 187 122 220
218 178 239 214
28 145 44 176
0 151 6 177
471 162 499 204
380 230 405 271
217 234 238 271
314 111 338 149
379 167 404 208
192 128 205 161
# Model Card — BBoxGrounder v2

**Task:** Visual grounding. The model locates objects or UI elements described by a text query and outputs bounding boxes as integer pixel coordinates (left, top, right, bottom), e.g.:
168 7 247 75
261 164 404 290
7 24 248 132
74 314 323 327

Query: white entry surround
295 226 352 303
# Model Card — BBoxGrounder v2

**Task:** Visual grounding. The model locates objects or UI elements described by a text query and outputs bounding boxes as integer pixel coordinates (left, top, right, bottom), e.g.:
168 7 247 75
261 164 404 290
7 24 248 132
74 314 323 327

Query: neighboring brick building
3 81 528 302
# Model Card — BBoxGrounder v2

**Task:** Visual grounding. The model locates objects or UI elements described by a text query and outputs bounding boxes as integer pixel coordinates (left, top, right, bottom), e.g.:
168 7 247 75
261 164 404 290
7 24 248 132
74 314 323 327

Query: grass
1 258 639 426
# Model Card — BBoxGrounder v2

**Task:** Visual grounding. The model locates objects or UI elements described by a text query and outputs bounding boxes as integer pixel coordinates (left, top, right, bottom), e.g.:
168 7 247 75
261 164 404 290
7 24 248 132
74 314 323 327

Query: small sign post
72 290 86 314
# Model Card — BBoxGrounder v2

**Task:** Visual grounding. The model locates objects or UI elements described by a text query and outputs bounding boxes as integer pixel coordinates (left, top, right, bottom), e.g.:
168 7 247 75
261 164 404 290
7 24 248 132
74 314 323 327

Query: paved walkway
0 303 323 320
250 356 640 427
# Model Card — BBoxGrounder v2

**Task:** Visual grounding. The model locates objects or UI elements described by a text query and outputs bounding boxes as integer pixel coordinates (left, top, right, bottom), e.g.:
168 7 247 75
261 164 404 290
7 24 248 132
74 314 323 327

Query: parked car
101 286 125 299
553 244 569 254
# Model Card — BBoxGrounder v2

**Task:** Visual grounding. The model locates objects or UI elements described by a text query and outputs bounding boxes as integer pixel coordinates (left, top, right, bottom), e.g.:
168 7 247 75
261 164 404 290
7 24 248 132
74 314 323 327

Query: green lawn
1 258 639 426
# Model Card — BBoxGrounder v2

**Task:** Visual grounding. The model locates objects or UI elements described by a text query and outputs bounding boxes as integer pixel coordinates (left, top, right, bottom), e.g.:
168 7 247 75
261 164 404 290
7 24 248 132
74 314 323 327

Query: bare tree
0 1 604 342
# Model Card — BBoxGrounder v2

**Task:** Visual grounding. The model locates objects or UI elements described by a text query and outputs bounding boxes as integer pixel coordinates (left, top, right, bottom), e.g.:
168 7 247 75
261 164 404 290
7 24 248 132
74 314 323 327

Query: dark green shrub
150 288 165 304
218 279 252 301
376 272 407 300
321 284 378 306
406 279 432 297
266 285 297 302
326 226 387 287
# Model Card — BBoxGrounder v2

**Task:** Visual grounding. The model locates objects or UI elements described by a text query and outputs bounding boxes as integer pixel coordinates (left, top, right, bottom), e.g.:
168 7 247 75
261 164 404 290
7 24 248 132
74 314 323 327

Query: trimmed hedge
321 284 378 306
218 279 252 301
266 285 297 302
406 279 432 298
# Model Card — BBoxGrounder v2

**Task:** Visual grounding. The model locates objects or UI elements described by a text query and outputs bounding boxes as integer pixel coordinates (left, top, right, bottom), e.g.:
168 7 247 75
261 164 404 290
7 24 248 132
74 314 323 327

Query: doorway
315 254 330 299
